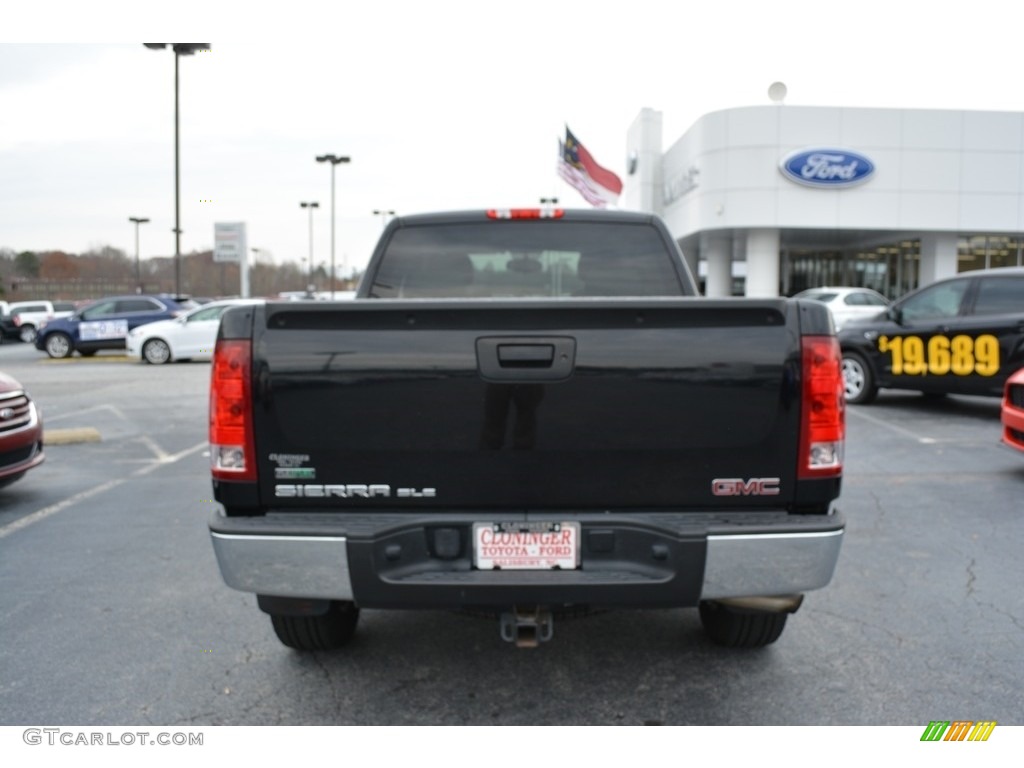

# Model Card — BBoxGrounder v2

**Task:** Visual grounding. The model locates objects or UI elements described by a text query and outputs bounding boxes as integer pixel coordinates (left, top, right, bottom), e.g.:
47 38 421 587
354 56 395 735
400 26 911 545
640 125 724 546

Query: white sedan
126 299 263 364
793 286 889 331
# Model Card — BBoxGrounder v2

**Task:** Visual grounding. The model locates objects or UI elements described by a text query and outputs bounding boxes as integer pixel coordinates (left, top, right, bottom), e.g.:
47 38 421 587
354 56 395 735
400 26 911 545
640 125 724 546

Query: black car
0 314 17 343
839 267 1024 404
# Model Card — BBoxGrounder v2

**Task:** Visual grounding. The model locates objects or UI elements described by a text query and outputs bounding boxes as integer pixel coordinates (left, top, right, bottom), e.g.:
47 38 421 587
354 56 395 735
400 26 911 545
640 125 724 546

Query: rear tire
19 325 37 344
270 601 359 650
698 600 788 648
841 352 878 404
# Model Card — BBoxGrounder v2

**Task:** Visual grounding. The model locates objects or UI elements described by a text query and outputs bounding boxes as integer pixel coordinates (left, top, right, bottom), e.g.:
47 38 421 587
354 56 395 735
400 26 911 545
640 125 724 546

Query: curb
44 427 103 445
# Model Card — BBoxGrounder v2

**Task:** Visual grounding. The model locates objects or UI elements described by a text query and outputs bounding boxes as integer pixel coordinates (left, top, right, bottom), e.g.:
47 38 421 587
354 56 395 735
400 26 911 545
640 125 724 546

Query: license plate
473 522 580 570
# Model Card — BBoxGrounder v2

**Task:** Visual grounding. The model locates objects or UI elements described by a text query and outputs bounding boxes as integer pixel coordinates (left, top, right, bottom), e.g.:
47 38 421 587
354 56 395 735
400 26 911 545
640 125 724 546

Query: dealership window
785 239 919 299
958 235 1023 272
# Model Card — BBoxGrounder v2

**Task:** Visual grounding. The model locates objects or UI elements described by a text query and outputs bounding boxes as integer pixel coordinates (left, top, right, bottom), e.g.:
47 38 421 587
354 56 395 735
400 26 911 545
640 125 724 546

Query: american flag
557 127 623 208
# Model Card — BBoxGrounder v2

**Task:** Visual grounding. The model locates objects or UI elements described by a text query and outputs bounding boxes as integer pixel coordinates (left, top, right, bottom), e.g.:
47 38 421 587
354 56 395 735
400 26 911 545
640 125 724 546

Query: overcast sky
3 1 1022 280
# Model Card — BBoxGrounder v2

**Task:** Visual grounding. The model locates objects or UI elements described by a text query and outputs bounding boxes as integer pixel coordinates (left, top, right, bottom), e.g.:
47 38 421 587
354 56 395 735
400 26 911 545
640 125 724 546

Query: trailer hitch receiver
500 606 553 648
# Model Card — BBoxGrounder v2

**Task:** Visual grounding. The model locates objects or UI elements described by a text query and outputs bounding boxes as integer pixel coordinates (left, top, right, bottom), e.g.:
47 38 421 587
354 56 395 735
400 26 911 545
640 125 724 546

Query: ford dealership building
624 106 1024 298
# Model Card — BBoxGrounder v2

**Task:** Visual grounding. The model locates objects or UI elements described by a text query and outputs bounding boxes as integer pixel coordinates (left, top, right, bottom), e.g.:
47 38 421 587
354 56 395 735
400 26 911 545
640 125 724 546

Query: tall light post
128 216 150 293
315 154 350 299
373 209 395 230
300 202 319 292
144 43 210 296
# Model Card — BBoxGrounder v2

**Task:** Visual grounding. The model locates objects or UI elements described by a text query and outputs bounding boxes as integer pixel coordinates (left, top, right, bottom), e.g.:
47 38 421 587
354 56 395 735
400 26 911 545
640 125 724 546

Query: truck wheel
44 332 73 359
841 352 878 404
698 600 788 648
19 324 37 344
270 600 359 651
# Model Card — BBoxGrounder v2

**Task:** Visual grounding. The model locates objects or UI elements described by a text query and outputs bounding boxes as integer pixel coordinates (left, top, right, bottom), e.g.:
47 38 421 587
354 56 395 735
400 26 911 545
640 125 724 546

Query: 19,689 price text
877 334 999 376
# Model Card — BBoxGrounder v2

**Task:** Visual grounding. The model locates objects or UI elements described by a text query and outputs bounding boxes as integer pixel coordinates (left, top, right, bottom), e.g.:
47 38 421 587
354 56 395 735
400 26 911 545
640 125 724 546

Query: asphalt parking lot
1 340 1022 726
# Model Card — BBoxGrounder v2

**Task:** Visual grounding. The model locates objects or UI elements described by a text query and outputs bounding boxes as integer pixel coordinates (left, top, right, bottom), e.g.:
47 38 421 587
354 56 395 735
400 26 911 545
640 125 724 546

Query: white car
793 286 890 331
126 299 263 365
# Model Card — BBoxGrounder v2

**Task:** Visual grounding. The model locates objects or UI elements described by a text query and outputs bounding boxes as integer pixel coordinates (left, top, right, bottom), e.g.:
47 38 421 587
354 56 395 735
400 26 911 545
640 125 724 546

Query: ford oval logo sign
780 148 875 188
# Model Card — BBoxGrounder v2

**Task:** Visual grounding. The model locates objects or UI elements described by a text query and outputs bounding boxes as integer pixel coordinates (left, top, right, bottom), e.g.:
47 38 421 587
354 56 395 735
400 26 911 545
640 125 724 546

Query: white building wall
624 108 664 216
628 104 1024 297
653 105 1024 239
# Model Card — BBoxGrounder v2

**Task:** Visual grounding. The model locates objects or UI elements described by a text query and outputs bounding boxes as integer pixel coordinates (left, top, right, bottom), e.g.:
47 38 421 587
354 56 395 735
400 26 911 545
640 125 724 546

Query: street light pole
315 154 351 299
300 202 319 293
174 51 181 294
250 248 269 295
144 43 210 296
128 217 150 294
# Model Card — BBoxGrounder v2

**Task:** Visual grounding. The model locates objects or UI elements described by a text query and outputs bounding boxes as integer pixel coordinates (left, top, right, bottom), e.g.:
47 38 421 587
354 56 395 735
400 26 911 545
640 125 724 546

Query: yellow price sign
878 334 1000 376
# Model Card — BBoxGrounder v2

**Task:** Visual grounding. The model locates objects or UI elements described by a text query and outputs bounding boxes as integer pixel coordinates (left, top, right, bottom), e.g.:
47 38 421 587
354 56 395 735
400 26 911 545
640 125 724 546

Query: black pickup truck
208 208 846 650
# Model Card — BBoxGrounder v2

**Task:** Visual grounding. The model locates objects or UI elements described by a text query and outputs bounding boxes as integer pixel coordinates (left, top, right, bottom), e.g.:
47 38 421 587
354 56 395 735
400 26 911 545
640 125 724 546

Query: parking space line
0 478 126 540
847 407 938 444
136 434 171 462
134 440 207 473
0 440 209 539
45 404 130 424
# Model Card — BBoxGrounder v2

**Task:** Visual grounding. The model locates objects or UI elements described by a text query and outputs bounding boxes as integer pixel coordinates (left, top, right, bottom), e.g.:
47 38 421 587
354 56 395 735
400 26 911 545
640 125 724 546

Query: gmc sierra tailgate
249 299 802 511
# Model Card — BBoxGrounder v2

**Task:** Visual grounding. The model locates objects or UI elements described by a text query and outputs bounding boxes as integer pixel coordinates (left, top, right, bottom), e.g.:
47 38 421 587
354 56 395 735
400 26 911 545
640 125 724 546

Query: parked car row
3 294 272 360
34 294 199 358
0 296 262 490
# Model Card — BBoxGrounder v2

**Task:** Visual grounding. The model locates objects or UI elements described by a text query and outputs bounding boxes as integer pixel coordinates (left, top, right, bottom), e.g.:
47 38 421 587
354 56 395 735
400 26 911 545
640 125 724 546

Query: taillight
799 336 844 479
210 339 256 481
486 208 564 219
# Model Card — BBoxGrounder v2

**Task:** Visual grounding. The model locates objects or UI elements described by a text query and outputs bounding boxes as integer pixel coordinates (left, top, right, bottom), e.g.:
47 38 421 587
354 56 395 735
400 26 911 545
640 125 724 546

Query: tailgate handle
477 337 576 381
498 344 555 367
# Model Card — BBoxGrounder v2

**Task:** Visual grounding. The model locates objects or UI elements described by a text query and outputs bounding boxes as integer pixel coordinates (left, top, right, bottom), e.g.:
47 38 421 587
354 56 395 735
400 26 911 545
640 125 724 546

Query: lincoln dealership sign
780 148 875 188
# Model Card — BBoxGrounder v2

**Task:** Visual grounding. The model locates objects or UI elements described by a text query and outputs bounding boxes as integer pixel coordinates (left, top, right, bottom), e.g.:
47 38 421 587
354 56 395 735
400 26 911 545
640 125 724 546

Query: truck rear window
366 221 690 298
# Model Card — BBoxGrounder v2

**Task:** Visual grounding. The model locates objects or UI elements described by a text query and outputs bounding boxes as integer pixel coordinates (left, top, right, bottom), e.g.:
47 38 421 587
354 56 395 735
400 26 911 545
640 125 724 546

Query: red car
0 371 45 487
1003 368 1024 453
